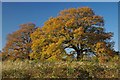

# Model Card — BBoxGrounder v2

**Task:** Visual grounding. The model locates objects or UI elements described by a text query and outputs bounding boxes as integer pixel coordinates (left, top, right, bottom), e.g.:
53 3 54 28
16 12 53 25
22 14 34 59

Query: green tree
30 7 115 61
2 23 36 60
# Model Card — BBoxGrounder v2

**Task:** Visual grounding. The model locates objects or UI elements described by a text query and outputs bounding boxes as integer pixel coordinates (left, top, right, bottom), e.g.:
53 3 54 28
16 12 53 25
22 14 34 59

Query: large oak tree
30 7 115 61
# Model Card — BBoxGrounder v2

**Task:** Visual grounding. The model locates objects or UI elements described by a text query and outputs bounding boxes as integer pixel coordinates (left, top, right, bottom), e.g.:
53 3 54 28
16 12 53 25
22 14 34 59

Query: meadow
2 56 120 79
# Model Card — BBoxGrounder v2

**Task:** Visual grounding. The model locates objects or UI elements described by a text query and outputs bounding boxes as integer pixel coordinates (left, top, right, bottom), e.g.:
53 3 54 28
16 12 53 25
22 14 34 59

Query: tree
95 41 115 63
2 23 36 60
30 7 115 61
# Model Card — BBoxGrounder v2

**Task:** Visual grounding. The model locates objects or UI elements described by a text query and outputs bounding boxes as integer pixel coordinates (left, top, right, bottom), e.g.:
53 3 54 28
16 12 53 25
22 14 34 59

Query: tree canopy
30 7 115 61
2 23 36 60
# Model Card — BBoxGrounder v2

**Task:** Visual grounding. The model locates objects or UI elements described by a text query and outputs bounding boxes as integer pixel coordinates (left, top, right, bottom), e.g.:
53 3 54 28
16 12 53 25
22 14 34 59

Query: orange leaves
1 7 116 62
92 15 104 25
65 18 76 28
95 42 108 55
30 7 114 61
95 41 115 63
77 7 94 17
59 8 76 17
92 16 103 21
59 7 94 18
73 27 84 38
2 23 36 60
96 42 106 48
43 17 66 34
74 27 84 33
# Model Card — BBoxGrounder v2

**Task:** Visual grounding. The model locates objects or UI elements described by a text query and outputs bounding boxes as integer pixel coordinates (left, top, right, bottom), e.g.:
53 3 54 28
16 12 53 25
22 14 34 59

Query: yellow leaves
59 7 94 18
96 42 106 49
31 52 39 59
78 7 91 11
95 42 113 63
74 27 84 34
46 55 58 61
95 41 114 63
41 42 62 61
46 43 56 54
57 38 65 44
32 39 40 49
29 7 114 61
73 27 84 38
30 28 43 40
65 18 76 28
77 7 94 16
69 8 76 14
92 15 103 19
95 42 107 54
92 15 104 24
51 37 58 43
43 17 66 34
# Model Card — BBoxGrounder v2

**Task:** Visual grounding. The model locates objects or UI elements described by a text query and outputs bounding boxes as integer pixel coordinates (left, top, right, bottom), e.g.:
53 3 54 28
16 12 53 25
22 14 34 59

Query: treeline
1 7 120 63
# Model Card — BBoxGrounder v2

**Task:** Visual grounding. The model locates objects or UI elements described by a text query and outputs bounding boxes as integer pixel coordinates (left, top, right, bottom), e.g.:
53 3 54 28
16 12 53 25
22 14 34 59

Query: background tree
2 23 36 61
30 7 115 61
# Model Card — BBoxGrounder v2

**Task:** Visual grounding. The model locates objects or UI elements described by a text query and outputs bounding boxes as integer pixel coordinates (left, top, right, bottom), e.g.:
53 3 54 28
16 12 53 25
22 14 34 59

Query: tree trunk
76 50 80 60
76 50 84 60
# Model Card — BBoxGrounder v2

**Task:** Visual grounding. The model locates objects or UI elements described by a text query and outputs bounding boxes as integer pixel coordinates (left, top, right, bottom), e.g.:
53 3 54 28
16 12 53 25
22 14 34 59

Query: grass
2 59 120 79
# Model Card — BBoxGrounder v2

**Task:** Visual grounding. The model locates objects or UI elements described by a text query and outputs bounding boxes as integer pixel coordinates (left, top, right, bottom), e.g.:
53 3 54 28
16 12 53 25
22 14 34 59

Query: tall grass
2 59 120 79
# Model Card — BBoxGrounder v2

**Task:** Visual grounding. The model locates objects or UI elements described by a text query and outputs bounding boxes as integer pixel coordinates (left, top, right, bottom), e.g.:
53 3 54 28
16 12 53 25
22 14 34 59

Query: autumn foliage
2 23 36 60
30 7 115 61
1 7 118 62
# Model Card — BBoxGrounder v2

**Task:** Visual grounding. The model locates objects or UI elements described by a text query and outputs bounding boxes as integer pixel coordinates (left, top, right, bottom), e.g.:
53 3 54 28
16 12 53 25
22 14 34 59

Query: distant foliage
2 23 36 60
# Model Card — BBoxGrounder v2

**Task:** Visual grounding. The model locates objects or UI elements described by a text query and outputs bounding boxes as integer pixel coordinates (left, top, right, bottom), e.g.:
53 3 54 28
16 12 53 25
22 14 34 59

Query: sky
1 0 119 2
2 2 118 51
